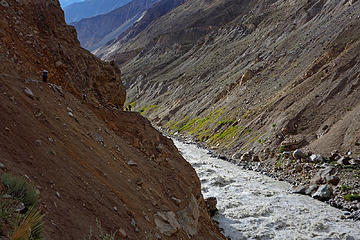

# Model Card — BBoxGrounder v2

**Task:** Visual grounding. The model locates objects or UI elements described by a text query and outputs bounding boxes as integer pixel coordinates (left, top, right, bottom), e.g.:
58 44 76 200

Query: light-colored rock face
99 0 360 157
176 194 200 237
0 1 225 239
154 211 181 236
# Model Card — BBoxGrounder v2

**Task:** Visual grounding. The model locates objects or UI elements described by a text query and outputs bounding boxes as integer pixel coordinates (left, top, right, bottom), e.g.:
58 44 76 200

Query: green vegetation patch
139 104 158 115
0 173 44 240
83 218 118 240
278 146 285 153
1 173 39 207
209 125 239 144
343 194 360 202
341 184 352 192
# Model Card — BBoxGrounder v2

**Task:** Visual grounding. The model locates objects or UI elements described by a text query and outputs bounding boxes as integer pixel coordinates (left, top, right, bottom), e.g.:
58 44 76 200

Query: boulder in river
312 185 333 201
205 197 218 217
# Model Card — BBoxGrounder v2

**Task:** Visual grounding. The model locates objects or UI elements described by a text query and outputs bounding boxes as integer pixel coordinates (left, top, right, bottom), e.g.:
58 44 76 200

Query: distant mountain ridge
72 0 159 51
59 0 83 7
63 0 132 23
94 0 186 59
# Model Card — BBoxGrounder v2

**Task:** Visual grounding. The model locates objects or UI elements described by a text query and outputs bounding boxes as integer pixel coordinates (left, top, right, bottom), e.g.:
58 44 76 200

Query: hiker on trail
128 105 132 111
82 91 87 103
42 70 48 82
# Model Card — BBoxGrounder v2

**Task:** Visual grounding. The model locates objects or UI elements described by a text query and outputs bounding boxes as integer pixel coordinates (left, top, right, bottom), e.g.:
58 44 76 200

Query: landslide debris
0 1 225 239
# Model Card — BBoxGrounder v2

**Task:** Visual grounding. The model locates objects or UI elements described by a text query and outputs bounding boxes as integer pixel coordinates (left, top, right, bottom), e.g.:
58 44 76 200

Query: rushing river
174 140 360 240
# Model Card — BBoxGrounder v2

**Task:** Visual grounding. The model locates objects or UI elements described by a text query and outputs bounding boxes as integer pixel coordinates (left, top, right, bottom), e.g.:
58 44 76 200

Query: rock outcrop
0 1 225 239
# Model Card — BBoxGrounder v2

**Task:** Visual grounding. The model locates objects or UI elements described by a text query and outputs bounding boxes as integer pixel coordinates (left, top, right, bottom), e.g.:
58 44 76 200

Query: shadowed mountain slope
0 0 226 239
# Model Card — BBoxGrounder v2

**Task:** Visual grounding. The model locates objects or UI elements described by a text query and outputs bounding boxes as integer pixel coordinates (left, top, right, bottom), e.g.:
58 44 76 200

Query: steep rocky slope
63 0 131 23
95 0 186 61
99 0 360 158
72 0 159 51
0 0 225 239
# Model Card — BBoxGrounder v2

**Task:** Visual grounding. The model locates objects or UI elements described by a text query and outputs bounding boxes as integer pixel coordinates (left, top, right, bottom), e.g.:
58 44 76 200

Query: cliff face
0 1 225 239
98 0 360 156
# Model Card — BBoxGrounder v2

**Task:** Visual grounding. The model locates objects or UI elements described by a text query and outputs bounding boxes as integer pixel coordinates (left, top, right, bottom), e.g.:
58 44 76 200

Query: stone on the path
325 175 340 185
240 152 252 162
282 151 292 159
349 158 360 166
318 166 337 177
35 139 42 146
127 160 137 166
293 149 307 160
294 164 302 173
312 185 333 201
94 133 104 144
329 151 340 161
171 197 181 206
251 155 260 162
311 166 339 185
24 87 34 99
118 228 127 238
15 202 25 212
232 152 242 159
291 185 307 195
310 154 325 163
1 0 9 7
50 83 64 97
337 156 350 165
305 185 319 196
154 211 181 236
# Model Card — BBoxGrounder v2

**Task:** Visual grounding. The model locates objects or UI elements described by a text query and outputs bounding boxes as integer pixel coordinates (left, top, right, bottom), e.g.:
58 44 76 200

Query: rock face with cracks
0 1 225 239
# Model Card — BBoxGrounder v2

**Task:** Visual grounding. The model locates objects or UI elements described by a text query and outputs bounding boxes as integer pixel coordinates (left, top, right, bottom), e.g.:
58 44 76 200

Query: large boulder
293 149 307 160
312 185 333 201
154 211 181 236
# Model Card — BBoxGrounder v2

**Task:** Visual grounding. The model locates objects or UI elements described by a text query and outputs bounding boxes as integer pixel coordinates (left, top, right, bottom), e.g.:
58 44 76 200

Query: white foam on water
174 140 360 240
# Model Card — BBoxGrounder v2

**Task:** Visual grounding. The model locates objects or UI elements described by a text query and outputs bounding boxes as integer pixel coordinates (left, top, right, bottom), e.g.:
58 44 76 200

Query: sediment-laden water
174 140 360 240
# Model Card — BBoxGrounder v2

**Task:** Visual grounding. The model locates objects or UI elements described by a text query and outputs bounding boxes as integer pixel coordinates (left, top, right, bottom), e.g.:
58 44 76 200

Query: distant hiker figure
82 91 87 103
128 105 132 111
42 70 48 82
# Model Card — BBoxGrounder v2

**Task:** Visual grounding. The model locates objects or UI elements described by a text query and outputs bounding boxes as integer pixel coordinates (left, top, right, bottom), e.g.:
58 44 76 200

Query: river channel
173 140 360 240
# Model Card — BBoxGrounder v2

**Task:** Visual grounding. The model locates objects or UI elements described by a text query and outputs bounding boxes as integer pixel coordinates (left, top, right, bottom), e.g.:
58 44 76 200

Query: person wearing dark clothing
42 70 48 82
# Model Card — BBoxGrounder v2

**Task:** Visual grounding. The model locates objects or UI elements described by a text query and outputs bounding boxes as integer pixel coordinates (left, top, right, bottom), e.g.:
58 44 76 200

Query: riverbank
173 139 360 240
160 128 360 221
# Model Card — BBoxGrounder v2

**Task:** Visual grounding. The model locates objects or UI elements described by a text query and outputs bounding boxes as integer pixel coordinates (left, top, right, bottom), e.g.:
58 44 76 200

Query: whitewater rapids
174 140 360 240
